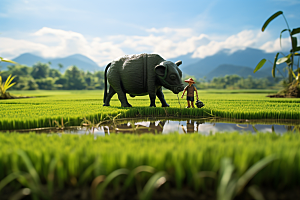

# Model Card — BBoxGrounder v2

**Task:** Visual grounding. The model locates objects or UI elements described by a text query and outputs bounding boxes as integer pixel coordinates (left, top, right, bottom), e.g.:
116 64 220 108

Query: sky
0 0 299 67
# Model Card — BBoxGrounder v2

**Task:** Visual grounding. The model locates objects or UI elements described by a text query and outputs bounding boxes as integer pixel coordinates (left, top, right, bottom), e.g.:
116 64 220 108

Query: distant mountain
0 53 101 72
169 52 201 67
205 64 272 80
1 48 288 79
49 54 100 72
11 53 47 66
177 48 284 79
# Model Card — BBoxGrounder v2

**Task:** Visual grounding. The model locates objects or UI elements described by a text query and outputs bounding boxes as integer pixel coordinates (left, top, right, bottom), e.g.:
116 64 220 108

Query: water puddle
6 117 300 135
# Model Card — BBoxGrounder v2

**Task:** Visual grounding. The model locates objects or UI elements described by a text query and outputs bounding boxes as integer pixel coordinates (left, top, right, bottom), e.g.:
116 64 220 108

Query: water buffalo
103 53 184 107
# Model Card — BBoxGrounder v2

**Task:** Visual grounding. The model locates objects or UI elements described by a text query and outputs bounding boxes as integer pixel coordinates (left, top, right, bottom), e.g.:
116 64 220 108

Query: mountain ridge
0 53 101 72
0 48 286 79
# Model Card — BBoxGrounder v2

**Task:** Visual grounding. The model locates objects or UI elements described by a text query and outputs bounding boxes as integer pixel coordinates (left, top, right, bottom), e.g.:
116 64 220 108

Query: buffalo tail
103 63 111 103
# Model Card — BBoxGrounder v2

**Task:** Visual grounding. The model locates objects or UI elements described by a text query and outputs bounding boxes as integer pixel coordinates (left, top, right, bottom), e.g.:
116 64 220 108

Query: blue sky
0 0 299 66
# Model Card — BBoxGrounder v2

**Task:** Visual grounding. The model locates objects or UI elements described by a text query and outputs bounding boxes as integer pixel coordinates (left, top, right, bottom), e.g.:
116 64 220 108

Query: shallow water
8 117 300 135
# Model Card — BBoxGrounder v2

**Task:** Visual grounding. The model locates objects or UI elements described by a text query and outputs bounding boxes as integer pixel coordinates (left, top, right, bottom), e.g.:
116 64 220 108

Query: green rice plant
254 11 300 84
123 165 155 193
139 171 167 200
92 168 129 200
0 74 17 98
0 132 299 199
217 156 277 200
52 117 68 130
0 90 300 130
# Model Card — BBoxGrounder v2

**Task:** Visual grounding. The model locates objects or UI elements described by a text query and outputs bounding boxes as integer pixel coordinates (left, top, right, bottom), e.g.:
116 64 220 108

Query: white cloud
192 30 273 58
0 27 292 67
0 37 48 59
260 37 291 53
0 27 126 66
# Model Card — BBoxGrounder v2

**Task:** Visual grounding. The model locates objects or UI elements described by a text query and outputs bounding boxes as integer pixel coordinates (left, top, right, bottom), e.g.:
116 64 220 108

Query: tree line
1 62 283 90
186 74 283 89
0 62 104 90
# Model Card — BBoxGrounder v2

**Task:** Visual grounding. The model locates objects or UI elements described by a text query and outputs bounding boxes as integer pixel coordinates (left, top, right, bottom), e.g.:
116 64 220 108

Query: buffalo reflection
103 121 166 134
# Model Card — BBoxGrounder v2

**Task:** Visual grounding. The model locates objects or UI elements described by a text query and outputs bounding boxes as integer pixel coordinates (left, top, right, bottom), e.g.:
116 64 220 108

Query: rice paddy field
1 89 300 130
1 90 300 200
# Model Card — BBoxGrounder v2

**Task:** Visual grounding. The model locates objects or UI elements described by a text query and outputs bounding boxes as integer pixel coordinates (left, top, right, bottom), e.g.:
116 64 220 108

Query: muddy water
8 117 300 135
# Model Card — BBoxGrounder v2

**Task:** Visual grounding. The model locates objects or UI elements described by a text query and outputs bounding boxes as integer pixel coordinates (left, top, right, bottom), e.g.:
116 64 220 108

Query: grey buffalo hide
103 53 184 107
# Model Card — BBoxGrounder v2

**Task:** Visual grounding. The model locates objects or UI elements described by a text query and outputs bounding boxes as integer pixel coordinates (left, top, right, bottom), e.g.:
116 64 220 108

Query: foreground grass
0 132 299 199
0 90 300 130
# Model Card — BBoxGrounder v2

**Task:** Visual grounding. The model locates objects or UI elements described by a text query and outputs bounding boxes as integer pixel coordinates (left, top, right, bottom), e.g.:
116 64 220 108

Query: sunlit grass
0 90 300 130
0 132 299 198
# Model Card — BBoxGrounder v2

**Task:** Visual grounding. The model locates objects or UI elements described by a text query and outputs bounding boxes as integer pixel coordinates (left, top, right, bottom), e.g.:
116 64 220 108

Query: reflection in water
6 118 300 135
103 121 166 134
99 118 300 135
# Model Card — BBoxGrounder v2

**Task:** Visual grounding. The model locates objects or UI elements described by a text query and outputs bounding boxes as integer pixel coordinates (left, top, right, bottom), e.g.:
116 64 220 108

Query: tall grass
0 132 299 199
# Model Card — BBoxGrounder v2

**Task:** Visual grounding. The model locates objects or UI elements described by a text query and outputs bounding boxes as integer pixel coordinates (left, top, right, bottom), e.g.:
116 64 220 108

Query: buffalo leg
103 86 116 106
156 88 169 107
112 83 132 107
148 88 156 107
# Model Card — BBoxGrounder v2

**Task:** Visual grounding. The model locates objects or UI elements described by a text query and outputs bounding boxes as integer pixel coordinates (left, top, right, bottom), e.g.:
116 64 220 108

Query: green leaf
140 171 167 200
5 82 16 91
0 57 17 64
217 158 236 200
236 155 277 194
273 53 279 77
97 168 129 200
17 150 41 185
276 54 292 65
0 172 24 191
254 59 267 73
292 37 298 52
248 185 265 200
280 29 289 48
124 165 155 190
262 11 283 32
291 27 300 36
47 158 58 194
291 69 297 79
78 162 95 185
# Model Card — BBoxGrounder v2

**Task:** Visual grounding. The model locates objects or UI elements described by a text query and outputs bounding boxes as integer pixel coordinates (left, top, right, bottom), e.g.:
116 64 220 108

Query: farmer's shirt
184 85 195 97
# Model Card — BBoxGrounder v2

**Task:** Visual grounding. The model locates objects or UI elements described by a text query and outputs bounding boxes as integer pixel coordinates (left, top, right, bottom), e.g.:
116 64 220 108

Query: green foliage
1 63 105 90
196 74 282 90
261 11 283 32
31 62 50 79
0 133 299 199
253 59 266 73
217 156 276 200
0 57 17 64
0 74 16 98
0 90 300 130
255 11 300 85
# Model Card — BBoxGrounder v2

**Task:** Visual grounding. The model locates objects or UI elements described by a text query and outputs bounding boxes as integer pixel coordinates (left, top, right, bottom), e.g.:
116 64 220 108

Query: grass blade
217 158 236 200
262 11 283 32
254 59 266 73
17 150 41 186
0 172 23 191
273 53 280 77
123 165 155 190
291 27 300 36
139 171 167 200
236 155 277 194
280 29 289 48
47 158 58 195
96 168 129 200
276 53 292 65
248 185 265 200
78 162 95 185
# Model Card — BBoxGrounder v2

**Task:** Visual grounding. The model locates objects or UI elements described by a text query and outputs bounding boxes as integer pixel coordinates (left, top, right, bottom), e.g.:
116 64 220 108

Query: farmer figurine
181 78 199 108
